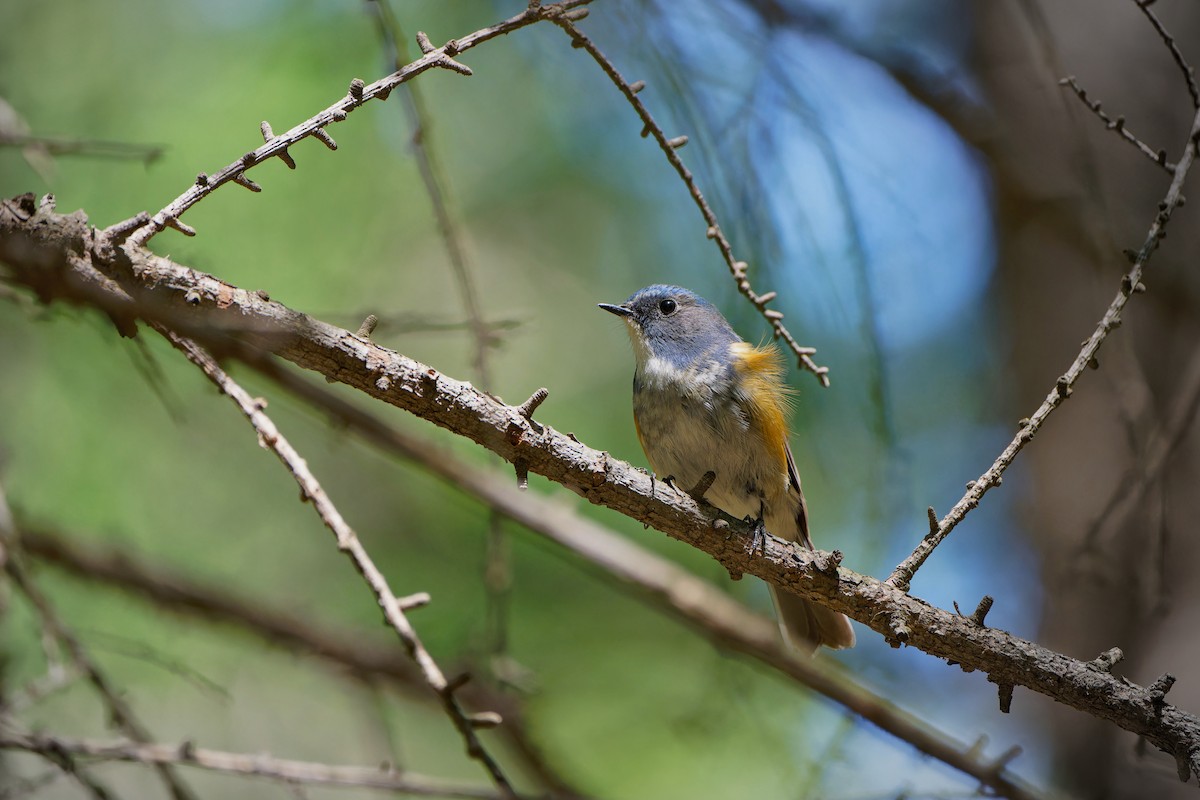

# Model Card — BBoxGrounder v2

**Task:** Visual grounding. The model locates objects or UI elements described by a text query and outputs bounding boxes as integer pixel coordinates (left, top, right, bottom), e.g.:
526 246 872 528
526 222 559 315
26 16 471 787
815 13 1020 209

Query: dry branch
1 730 509 799
2 196 1198 782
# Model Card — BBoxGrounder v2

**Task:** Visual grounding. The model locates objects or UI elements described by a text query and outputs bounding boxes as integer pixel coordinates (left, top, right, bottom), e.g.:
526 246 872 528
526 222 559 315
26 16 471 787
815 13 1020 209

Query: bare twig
0 485 198 800
1079 342 1200 570
0 729 510 799
16 494 1048 800
16 526 589 800
155 330 517 796
887 100 1200 592
4 206 1199 779
548 17 831 386
1131 0 1199 108
0 132 164 163
242 364 1053 800
367 0 516 666
1058 76 1174 173
127 0 593 248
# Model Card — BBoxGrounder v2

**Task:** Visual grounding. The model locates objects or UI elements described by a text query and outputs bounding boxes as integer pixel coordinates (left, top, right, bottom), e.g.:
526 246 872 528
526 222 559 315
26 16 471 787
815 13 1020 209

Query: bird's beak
598 302 634 318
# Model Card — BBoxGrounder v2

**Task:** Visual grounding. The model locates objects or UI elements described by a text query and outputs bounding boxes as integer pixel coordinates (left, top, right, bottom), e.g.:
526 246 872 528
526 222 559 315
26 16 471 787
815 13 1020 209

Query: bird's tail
770 586 856 655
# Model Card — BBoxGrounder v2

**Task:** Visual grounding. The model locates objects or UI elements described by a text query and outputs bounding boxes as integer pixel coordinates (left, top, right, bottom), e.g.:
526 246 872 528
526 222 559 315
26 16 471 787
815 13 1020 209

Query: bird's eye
659 298 677 316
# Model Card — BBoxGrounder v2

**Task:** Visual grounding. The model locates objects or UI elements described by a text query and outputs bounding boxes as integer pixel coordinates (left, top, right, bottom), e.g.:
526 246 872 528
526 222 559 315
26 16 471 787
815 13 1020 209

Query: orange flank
729 341 793 473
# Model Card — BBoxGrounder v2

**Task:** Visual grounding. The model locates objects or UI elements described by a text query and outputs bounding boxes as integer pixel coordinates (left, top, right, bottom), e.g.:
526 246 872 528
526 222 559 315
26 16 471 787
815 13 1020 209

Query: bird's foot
744 514 768 555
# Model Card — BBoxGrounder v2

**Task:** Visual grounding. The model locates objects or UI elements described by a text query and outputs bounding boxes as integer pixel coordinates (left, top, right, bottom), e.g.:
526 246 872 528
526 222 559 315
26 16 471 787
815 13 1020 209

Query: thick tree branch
2 197 1198 781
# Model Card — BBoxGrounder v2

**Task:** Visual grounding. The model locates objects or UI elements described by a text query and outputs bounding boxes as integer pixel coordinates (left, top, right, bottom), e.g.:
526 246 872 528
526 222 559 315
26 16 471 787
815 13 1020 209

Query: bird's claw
744 514 768 555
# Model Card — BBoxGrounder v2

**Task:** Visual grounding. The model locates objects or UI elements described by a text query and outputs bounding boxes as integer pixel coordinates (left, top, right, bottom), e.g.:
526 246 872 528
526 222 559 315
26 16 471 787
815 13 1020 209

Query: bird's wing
784 441 813 549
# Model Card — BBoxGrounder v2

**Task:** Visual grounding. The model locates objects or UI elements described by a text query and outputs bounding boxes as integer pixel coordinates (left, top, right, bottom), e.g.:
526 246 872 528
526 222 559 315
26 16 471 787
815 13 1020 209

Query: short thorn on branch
311 128 338 151
686 470 716 502
1088 647 1125 673
1150 673 1177 717
990 745 1024 774
467 711 503 729
355 314 379 339
397 591 432 611
101 212 151 241
232 173 262 193
163 216 196 237
515 387 549 422
992 679 1015 714
970 595 994 627
925 505 940 539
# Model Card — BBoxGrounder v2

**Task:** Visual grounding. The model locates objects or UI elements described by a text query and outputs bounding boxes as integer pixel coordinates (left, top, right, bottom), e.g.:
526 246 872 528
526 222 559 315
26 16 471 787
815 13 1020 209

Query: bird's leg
745 501 768 555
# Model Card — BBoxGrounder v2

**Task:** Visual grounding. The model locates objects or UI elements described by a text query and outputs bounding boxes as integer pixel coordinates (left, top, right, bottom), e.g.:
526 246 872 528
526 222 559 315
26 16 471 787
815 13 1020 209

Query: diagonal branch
548 16 831 386
0 485 198 800
1 199 1197 782
154 329 517 796
124 0 592 248
0 729 510 799
886 99 1200 593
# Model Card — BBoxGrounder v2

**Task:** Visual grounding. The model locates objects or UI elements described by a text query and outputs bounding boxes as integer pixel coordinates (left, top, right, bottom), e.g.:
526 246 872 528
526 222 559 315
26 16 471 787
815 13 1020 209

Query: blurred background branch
3 1 1200 798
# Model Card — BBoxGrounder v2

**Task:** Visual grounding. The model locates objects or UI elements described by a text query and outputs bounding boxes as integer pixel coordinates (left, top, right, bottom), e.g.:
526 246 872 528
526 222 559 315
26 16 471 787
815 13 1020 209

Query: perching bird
600 285 854 654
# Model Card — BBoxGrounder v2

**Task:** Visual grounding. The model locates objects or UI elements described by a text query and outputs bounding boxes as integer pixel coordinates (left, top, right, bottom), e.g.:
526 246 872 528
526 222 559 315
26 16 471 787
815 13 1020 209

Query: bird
599 284 854 654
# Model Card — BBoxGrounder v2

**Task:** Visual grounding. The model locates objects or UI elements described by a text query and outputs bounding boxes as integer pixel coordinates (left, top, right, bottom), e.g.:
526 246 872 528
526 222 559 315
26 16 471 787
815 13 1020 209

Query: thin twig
4 200 1200 785
127 0 593 248
368 0 515 666
155 330 517 796
0 132 164 163
1079 343 1200 559
0 485 198 800
0 730 510 799
240 361 1050 800
549 17 831 386
16 526 589 800
887 99 1200 592
1131 0 1200 109
1059 76 1174 173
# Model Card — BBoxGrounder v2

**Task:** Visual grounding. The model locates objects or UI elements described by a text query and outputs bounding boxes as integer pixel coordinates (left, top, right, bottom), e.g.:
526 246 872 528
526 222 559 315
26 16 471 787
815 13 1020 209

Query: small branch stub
356 314 379 339
686 470 716 502
925 506 940 539
970 595 994 627
1150 673 1177 717
232 174 262 193
467 711 503 729
516 388 549 422
311 128 338 151
997 681 1014 713
1089 647 1125 673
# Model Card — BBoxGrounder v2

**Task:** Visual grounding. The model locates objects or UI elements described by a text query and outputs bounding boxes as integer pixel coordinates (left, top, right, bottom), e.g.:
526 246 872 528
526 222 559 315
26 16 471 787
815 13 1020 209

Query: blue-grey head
599 285 740 369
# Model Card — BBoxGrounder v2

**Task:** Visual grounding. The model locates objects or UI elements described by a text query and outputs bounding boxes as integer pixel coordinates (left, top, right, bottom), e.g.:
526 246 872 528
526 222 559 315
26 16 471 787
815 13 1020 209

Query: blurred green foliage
0 1 1042 798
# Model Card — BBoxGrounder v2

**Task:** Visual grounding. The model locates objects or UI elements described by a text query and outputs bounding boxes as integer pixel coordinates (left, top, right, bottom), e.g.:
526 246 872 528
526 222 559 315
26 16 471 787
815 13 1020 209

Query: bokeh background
2 1 1198 798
